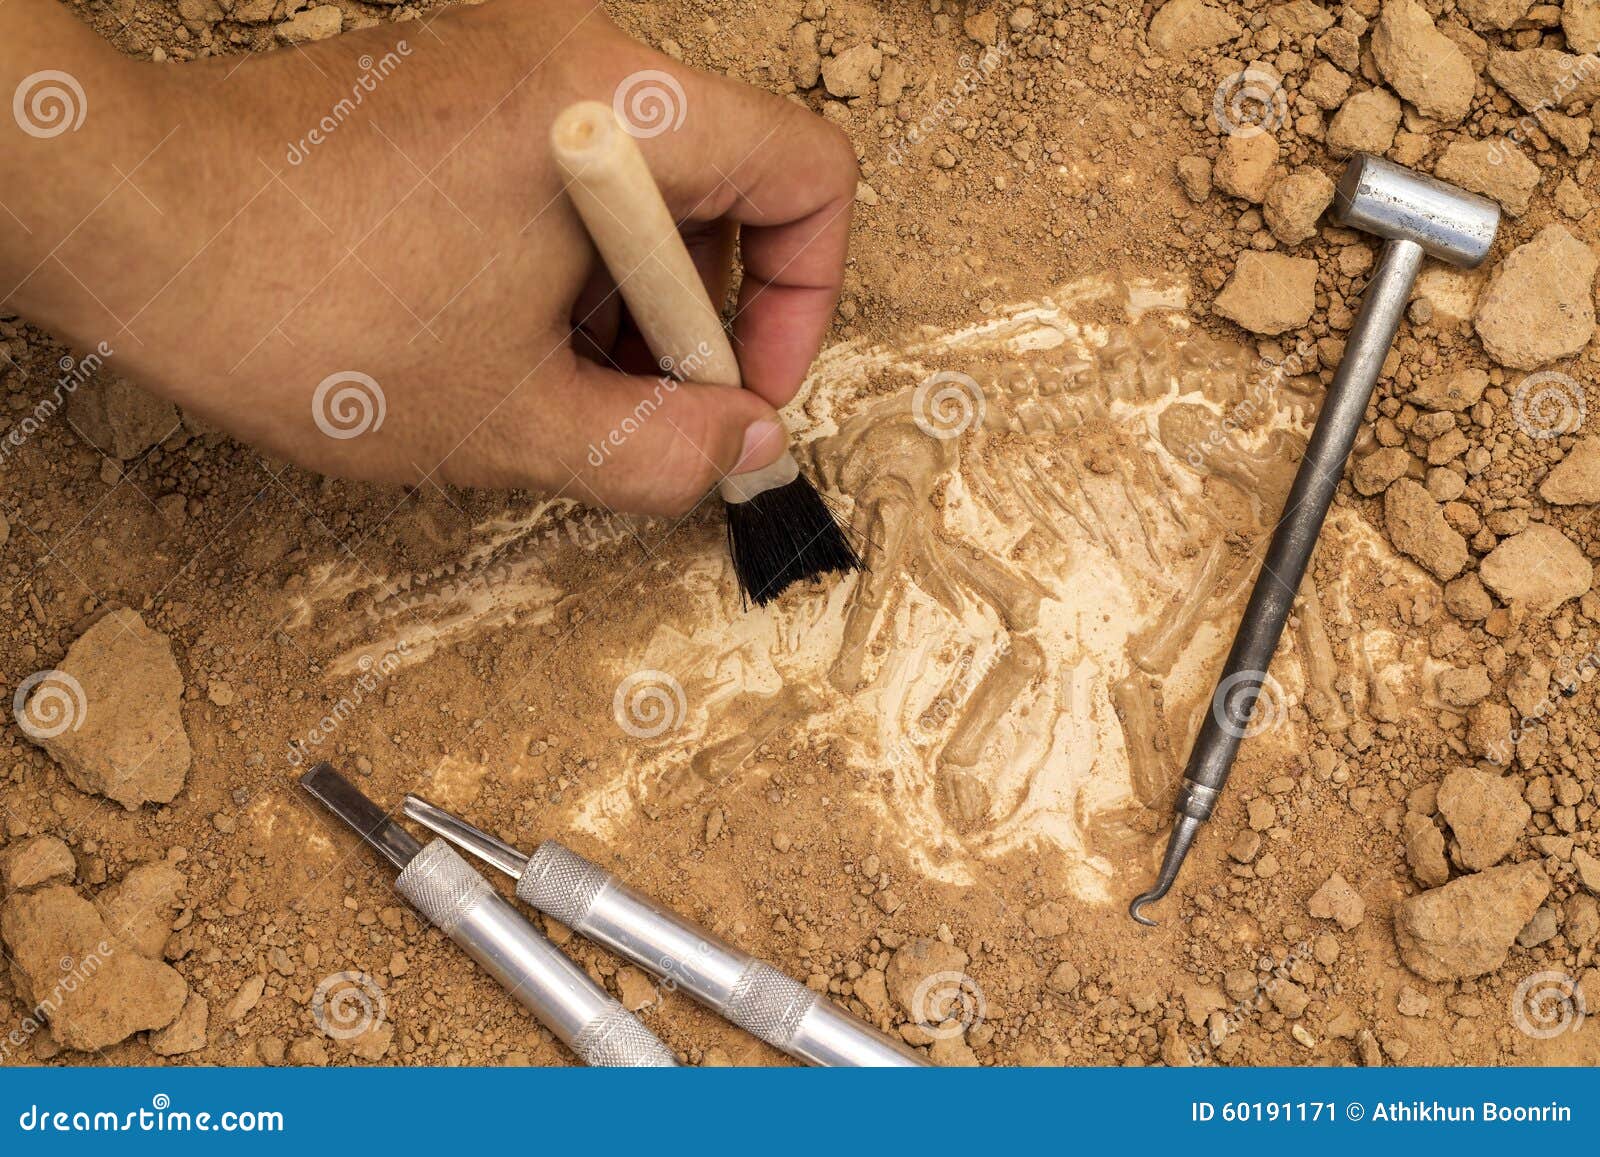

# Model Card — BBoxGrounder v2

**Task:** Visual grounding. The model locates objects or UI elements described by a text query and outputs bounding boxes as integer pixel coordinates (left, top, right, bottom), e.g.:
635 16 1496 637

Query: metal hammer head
1333 154 1500 269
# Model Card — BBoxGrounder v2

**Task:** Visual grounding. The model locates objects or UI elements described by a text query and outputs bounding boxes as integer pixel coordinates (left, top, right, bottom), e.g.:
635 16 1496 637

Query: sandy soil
2 0 1599 1067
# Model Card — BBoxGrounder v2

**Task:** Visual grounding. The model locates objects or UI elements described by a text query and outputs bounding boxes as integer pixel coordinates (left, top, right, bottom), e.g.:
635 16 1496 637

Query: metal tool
1130 155 1499 924
403 793 929 1067
299 764 677 1065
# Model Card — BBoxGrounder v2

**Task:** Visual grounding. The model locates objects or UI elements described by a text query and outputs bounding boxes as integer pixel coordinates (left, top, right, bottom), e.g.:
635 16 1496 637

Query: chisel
299 764 676 1066
403 793 928 1067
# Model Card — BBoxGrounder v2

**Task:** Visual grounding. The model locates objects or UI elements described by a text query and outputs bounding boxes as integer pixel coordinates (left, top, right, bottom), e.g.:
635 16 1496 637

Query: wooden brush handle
550 101 798 502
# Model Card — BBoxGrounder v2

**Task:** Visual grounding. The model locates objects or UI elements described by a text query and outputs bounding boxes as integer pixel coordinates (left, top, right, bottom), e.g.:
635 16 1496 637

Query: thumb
558 356 787 516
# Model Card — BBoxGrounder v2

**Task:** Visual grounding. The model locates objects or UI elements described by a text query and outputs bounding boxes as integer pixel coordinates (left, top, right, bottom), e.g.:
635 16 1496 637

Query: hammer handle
1176 237 1425 819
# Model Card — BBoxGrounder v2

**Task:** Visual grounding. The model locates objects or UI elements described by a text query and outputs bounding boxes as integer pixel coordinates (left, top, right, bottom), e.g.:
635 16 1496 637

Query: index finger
640 73 858 407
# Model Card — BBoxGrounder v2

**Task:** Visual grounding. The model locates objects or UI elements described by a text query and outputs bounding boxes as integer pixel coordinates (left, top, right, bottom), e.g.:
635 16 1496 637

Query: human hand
0 0 857 514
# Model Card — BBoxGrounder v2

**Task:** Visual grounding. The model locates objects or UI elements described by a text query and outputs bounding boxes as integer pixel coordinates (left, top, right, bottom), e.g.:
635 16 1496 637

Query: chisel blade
403 793 529 880
299 763 422 870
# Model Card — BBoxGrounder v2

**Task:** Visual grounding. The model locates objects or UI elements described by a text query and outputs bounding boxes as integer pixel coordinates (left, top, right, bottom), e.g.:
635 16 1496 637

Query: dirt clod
1394 861 1550 981
25 608 191 809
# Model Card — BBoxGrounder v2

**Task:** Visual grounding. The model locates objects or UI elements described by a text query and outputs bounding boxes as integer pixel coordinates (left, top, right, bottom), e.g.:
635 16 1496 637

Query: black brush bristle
725 475 861 606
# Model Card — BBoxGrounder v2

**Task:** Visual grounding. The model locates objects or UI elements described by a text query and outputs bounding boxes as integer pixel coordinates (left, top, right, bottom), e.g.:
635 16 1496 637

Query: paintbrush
550 101 860 606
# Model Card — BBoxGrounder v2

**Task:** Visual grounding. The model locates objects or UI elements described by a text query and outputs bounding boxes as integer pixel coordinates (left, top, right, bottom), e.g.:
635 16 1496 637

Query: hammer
1130 154 1499 924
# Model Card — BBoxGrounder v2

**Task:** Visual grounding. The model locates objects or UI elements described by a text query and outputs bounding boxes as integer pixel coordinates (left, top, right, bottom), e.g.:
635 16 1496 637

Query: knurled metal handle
399 841 676 1067
517 839 611 929
396 839 491 931
571 1004 679 1067
725 960 818 1050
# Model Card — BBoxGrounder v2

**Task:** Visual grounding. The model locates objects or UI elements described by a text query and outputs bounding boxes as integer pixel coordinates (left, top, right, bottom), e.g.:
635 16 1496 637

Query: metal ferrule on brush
519 841 927 1067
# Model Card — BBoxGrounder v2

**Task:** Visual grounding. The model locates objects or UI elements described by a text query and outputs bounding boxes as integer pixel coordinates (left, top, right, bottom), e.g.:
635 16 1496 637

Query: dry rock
1024 899 1073 938
96 861 184 959
1409 367 1488 412
69 375 177 462
1371 0 1477 124
1474 226 1598 369
855 968 890 1018
1437 665 1492 708
1459 0 1536 31
1433 139 1541 216
615 966 658 1011
1539 436 1600 504
148 991 208 1057
288 1037 328 1065
345 1022 394 1062
1353 446 1410 496
0 836 75 891
1148 0 1242 57
885 937 970 1017
1478 525 1592 611
963 8 999 45
1396 985 1431 1016
1269 1 1335 36
1213 132 1279 202
1444 573 1493 621
1384 479 1468 580
1403 813 1451 887
1566 894 1600 945
0 884 186 1050
1307 872 1365 930
821 43 880 100
1467 701 1513 760
1213 251 1317 335
1487 49 1600 114
24 609 191 809
276 5 342 43
1046 961 1081 995
1437 768 1531 870
789 22 821 88
1301 61 1352 110
1268 978 1309 1018
1394 861 1549 980
929 1034 980 1067
1575 847 1600 894
224 973 265 1022
1176 155 1212 202
1506 661 1551 718
1566 0 1600 53
1326 86 1402 155
1263 168 1334 245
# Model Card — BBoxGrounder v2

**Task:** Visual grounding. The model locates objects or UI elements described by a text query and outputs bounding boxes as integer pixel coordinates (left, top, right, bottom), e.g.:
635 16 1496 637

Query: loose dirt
2 0 1599 1068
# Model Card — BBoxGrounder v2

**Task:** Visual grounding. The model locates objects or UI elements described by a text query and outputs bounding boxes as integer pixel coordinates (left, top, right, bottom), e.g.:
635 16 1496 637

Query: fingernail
737 419 784 471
